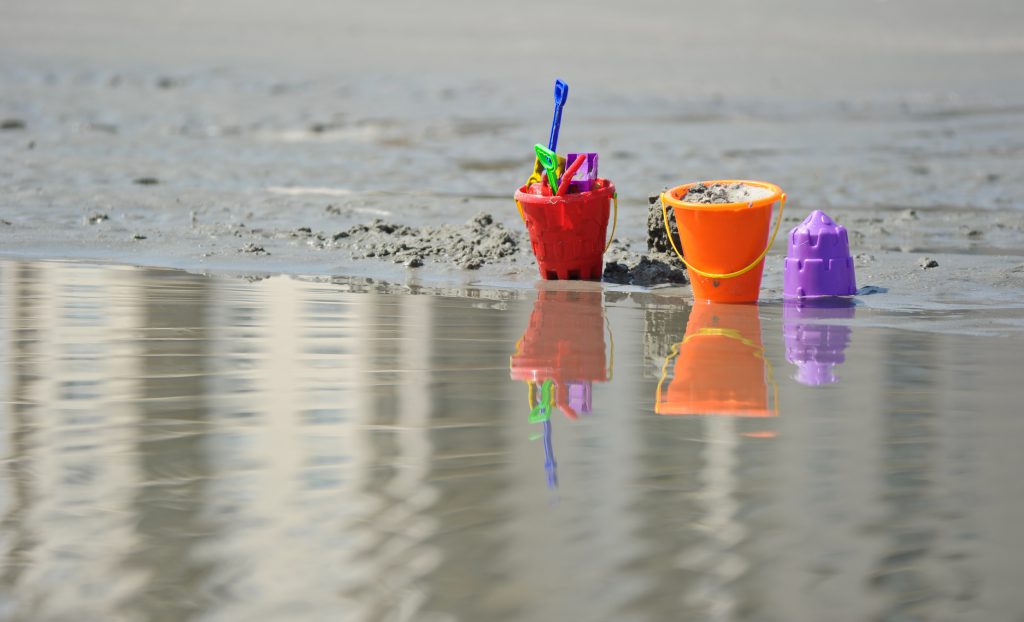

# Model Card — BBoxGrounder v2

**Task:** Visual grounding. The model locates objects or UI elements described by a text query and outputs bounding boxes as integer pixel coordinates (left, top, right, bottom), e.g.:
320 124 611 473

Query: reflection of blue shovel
543 419 557 489
527 380 559 489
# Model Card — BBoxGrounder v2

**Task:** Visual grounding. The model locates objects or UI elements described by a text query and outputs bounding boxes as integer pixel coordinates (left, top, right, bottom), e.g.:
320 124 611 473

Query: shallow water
1 259 1024 621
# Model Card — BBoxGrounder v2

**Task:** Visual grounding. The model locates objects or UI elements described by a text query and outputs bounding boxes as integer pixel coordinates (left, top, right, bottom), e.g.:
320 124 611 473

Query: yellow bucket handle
606 193 618 252
660 192 787 280
516 191 618 253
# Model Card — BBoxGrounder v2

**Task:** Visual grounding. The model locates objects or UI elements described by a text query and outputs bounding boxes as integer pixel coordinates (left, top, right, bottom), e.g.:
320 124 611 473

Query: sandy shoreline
3 195 1023 334
2 0 1024 333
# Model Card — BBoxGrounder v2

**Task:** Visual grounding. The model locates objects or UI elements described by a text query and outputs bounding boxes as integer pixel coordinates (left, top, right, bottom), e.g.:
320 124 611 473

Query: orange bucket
660 180 786 303
655 303 777 417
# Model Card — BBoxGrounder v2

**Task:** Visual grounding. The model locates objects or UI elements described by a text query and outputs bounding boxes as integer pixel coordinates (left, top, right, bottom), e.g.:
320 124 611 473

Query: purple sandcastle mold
783 210 857 298
783 298 855 386
565 152 598 193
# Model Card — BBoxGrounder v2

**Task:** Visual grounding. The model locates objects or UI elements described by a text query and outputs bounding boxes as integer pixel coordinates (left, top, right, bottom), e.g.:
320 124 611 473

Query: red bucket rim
515 178 615 207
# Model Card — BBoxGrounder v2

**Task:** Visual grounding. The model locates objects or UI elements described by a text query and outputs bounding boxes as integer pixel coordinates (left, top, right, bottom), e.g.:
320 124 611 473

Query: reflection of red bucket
510 288 609 384
656 303 776 417
514 179 616 280
510 287 610 418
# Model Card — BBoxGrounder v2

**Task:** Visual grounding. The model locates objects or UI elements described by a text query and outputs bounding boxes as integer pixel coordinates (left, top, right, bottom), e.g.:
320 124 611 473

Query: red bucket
514 179 616 280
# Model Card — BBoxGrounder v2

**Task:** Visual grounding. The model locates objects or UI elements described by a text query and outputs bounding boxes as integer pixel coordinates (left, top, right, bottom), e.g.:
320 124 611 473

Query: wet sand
1 0 1024 325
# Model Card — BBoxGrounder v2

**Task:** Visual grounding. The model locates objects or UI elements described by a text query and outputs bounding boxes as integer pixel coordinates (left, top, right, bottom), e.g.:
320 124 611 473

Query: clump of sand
335 213 522 270
683 182 772 204
603 257 688 287
646 194 680 254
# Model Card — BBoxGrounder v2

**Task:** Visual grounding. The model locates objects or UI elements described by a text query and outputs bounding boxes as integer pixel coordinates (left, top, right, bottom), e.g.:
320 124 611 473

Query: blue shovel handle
548 79 569 152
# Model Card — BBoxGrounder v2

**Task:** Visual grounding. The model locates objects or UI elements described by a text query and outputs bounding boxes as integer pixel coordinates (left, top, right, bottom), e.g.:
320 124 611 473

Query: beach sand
1 0 1023 327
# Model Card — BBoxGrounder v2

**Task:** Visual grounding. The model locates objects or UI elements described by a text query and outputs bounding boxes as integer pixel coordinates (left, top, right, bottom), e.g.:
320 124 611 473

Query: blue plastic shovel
548 79 569 152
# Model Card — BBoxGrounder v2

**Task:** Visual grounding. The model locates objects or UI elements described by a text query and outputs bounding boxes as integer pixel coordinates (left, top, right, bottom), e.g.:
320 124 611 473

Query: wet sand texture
647 194 682 256
326 214 523 270
1 0 1023 302
603 256 688 287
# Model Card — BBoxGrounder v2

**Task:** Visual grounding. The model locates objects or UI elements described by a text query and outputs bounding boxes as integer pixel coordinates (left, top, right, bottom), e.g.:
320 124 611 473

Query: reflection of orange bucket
514 180 618 281
656 303 776 416
661 180 786 304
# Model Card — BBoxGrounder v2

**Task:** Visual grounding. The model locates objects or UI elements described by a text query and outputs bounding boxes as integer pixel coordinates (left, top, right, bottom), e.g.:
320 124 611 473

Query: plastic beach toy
565 152 598 192
525 153 566 189
783 210 857 298
661 180 786 304
556 153 587 196
534 144 560 191
548 79 569 152
515 179 618 280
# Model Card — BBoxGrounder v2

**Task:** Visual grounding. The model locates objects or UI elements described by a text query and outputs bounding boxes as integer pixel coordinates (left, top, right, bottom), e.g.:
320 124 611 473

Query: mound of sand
683 183 773 204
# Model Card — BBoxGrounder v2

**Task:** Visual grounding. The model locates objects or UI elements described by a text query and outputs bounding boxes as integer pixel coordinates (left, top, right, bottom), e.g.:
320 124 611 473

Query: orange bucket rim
662 179 783 212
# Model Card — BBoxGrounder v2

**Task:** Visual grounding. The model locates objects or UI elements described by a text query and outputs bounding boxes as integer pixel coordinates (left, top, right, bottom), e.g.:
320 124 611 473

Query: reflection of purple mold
783 299 855 386
784 210 857 298
567 381 592 414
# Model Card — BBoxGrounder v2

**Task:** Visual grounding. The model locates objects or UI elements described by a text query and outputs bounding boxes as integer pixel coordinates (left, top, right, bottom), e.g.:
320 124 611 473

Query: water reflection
783 298 856 386
2 260 1024 620
510 287 611 488
645 303 780 618
656 303 778 426
874 332 946 621
0 261 521 621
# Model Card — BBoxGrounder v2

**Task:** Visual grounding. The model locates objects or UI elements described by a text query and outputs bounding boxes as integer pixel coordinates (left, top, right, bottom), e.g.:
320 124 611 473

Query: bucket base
537 258 604 281
689 259 767 304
